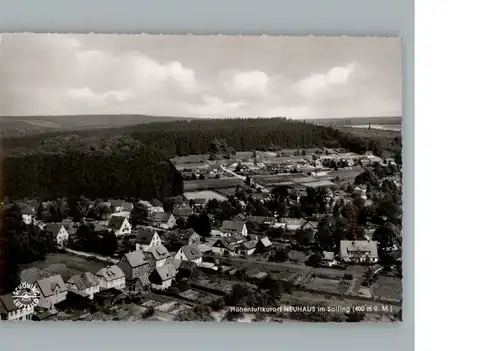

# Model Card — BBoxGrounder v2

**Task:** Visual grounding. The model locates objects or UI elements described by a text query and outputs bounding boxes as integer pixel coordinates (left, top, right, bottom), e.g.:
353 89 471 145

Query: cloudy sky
0 33 401 119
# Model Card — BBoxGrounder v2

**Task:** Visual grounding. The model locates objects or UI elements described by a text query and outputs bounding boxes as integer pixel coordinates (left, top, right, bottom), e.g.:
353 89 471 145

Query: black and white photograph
0 33 403 323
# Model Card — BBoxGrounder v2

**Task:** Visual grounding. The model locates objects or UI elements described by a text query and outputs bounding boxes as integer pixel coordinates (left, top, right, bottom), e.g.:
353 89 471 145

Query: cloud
224 70 270 95
185 95 247 117
295 63 355 99
0 34 401 118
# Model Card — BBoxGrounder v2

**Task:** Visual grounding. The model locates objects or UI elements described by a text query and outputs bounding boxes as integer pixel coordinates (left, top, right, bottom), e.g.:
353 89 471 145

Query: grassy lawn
371 276 403 301
21 252 108 277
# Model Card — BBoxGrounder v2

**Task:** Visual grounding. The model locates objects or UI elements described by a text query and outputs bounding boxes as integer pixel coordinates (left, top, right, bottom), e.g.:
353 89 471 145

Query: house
122 202 134 211
339 240 379 264
135 227 162 251
109 199 125 213
0 294 34 321
175 245 203 265
148 264 177 291
210 229 230 238
231 233 246 245
279 218 306 231
94 265 126 291
177 261 199 278
130 275 151 294
173 206 193 218
45 223 69 249
144 244 171 268
107 216 132 237
237 240 257 256
34 274 68 310
66 272 100 300
190 198 207 209
220 220 248 237
149 212 176 229
245 216 277 226
211 238 237 256
117 250 151 286
321 251 336 267
301 220 319 232
232 213 246 222
177 228 201 246
256 237 273 252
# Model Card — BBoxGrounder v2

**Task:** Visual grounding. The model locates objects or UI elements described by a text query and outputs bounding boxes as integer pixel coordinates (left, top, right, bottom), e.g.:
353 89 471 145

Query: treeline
2 147 184 200
3 118 401 158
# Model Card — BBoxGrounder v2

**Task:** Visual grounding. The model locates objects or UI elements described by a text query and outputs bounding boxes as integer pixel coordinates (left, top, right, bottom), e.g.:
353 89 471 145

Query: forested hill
3 118 401 157
1 118 402 200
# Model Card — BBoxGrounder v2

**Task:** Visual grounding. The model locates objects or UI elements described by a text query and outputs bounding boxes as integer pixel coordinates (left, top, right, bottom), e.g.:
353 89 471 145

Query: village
0 147 402 323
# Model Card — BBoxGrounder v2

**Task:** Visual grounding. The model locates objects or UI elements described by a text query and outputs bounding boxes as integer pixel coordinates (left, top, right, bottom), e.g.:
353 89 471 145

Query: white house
94 265 126 291
339 240 379 264
175 245 203 265
148 264 177 291
211 238 237 256
220 220 248 237
135 227 162 251
149 212 176 229
107 216 132 237
0 294 34 321
237 240 257 256
66 272 100 300
44 223 69 249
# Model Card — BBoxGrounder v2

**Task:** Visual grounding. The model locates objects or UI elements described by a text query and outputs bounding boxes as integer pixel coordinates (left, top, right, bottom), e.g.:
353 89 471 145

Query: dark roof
233 213 246 221
179 245 202 261
37 274 68 297
136 228 158 244
108 216 127 230
231 233 246 242
150 264 177 281
145 244 171 260
221 220 246 233
45 223 65 237
179 260 197 272
150 212 173 222
123 250 149 268
240 240 257 250
135 274 150 287
213 238 235 251
109 199 125 207
66 272 100 290
0 294 19 313
95 265 125 281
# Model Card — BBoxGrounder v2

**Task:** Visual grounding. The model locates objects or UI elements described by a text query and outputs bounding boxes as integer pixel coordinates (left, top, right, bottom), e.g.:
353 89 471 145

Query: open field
20 252 108 277
183 178 247 191
184 190 228 201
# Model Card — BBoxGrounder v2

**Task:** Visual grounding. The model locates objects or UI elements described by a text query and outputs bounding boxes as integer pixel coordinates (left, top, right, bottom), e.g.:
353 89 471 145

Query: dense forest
1 118 402 200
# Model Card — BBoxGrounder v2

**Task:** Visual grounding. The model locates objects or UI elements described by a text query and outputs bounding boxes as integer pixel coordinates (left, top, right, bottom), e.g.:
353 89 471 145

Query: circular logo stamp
12 282 41 309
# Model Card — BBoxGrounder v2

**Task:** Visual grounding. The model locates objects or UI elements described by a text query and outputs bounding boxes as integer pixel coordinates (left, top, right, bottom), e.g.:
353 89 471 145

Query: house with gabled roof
211 238 237 256
278 218 306 231
179 229 201 246
321 251 336 267
135 227 162 251
109 199 125 213
0 294 34 321
33 274 68 310
149 263 177 291
220 220 248 237
148 212 176 229
339 240 379 264
66 272 100 300
230 233 246 245
94 265 126 291
175 245 203 265
107 216 132 237
237 240 257 256
44 223 69 249
130 274 151 293
117 250 151 287
173 206 193 218
256 237 273 252
232 213 246 222
144 244 171 268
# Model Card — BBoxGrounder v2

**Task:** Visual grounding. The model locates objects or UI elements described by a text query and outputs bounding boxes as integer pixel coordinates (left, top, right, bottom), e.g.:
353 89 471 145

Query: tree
100 232 119 256
295 229 315 246
130 202 149 227
305 252 323 268
162 197 175 212
150 198 162 207
194 213 212 237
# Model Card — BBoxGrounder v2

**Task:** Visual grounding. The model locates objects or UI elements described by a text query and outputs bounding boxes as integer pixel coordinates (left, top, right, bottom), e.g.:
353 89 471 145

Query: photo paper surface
0 34 402 323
